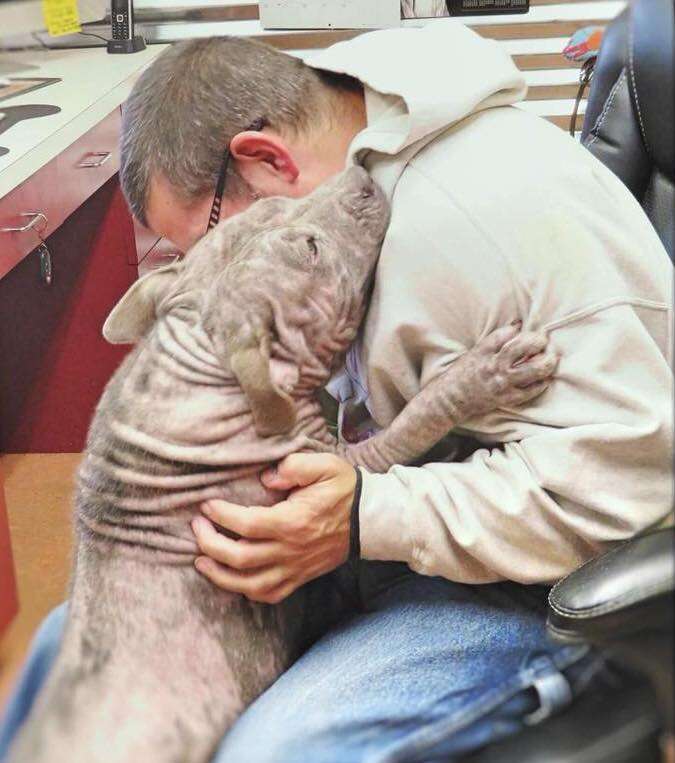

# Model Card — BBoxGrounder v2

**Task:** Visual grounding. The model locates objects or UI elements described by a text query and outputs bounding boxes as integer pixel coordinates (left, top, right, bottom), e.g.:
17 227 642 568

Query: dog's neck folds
77 313 335 563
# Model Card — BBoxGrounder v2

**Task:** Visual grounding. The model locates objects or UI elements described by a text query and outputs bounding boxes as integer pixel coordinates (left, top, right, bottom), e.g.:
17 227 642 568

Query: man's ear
102 263 181 344
229 131 299 184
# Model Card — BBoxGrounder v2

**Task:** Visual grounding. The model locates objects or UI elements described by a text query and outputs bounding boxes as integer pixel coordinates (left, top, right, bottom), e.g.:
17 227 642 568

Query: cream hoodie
306 23 674 584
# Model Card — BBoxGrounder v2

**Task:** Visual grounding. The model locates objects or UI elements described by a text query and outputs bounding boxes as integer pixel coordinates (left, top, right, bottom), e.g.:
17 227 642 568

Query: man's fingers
194 557 288 602
500 331 548 366
201 500 288 539
259 466 298 491
192 517 286 569
261 453 343 490
507 350 559 387
259 581 298 605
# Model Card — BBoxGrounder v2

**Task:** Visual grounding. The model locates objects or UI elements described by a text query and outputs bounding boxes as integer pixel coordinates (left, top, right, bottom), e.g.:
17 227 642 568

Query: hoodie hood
305 22 527 170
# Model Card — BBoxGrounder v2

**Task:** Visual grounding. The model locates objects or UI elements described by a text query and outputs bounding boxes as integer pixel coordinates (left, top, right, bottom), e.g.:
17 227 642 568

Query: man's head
104 167 390 436
121 37 367 253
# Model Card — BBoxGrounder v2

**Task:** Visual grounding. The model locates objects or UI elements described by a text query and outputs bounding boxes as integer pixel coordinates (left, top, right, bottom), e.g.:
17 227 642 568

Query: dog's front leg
337 325 558 472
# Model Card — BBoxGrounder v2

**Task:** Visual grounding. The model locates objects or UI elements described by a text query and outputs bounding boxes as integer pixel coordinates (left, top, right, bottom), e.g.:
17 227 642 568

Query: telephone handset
107 0 146 54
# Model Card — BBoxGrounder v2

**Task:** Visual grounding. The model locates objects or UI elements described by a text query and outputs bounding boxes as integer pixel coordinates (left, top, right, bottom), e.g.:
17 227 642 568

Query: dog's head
103 166 389 437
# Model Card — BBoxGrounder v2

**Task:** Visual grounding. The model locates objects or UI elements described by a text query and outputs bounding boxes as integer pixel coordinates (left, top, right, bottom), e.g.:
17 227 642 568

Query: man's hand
192 454 356 604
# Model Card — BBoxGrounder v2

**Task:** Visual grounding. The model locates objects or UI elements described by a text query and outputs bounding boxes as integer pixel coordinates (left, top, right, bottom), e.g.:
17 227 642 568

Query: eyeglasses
205 117 268 236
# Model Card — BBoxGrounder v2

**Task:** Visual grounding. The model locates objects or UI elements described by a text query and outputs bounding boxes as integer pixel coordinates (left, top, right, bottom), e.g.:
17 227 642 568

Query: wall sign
404 0 529 16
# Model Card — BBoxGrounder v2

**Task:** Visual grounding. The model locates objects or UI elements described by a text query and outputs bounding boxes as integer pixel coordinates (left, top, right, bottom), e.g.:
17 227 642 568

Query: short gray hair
120 37 360 225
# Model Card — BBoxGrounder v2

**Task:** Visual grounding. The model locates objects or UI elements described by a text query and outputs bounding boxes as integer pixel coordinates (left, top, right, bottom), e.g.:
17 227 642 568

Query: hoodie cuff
358 470 416 564
348 467 363 562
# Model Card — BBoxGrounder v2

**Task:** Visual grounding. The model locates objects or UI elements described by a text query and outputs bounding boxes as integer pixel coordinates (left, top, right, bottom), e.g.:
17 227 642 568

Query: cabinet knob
0 212 47 234
77 151 112 168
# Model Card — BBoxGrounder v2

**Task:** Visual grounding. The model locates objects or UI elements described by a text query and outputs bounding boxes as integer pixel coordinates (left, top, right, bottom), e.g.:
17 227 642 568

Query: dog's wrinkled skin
7 167 556 763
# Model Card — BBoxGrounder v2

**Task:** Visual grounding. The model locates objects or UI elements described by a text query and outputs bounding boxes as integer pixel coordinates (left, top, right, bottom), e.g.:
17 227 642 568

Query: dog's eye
306 236 318 258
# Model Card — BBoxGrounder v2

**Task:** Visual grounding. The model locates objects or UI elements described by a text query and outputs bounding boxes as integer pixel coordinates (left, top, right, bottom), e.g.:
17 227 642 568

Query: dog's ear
203 266 297 438
229 334 297 438
103 263 181 344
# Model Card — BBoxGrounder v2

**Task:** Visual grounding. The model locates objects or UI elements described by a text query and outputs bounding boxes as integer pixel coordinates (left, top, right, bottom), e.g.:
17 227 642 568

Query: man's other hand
192 454 356 604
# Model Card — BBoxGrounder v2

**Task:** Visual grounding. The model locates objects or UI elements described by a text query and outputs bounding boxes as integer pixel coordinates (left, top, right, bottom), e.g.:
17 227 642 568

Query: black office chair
581 0 674 260
467 0 675 760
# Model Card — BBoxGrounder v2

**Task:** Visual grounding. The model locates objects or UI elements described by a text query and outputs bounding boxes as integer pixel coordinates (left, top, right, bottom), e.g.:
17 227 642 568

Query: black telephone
107 0 146 54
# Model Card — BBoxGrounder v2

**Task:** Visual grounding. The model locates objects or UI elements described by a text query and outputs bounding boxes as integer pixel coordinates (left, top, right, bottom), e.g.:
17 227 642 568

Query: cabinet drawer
0 108 121 280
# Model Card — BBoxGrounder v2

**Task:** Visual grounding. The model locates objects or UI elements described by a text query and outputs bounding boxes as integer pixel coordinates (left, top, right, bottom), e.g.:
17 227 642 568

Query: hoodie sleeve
357 296 674 584
356 157 673 584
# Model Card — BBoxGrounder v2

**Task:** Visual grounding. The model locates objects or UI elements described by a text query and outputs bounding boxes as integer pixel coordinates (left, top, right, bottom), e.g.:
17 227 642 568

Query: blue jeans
0 562 606 763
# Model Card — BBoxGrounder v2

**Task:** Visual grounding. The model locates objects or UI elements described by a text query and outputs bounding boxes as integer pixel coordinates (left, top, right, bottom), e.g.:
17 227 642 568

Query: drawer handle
77 151 112 168
0 211 47 234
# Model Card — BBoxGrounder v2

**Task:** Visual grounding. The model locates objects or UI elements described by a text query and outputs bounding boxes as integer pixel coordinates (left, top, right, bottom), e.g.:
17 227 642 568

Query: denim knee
0 603 68 758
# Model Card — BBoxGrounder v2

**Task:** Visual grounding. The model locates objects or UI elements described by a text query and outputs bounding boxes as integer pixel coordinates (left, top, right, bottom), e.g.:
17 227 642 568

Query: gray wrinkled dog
8 167 556 762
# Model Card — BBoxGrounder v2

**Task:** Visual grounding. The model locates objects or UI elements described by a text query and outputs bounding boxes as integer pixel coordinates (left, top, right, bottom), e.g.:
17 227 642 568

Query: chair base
462 675 662 763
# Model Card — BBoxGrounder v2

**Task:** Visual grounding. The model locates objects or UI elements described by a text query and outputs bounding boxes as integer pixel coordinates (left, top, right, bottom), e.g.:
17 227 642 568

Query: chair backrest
582 0 674 261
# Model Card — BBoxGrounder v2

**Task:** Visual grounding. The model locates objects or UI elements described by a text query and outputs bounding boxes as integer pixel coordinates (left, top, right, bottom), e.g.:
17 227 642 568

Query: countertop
0 45 167 198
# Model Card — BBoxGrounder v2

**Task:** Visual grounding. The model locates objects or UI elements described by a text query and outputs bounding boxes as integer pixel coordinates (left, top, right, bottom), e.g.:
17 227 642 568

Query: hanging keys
37 241 53 285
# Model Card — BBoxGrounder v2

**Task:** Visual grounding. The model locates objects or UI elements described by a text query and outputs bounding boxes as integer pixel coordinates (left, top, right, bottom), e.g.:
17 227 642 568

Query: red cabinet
0 177 138 453
0 109 122 281
0 107 139 453
0 103 150 635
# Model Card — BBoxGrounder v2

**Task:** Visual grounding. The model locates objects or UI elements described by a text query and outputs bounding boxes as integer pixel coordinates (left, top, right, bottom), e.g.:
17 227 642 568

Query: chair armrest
547 529 674 643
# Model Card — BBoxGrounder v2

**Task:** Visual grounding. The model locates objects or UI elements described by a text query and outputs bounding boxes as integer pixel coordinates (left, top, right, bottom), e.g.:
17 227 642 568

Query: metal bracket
0 211 47 234
77 151 112 168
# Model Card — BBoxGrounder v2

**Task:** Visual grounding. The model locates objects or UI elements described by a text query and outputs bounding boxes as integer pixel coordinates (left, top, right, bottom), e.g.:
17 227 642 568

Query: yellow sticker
42 0 82 37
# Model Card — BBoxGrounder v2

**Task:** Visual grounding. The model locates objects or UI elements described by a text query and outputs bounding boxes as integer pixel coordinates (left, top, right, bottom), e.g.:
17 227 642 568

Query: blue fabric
0 562 606 763
0 606 65 759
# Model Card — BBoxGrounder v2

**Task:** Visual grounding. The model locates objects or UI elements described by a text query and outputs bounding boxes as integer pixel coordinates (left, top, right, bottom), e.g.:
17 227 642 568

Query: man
401 0 450 18
1 23 672 763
